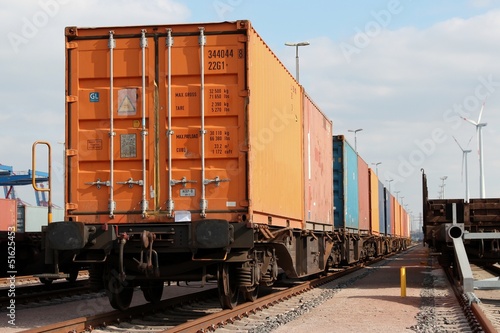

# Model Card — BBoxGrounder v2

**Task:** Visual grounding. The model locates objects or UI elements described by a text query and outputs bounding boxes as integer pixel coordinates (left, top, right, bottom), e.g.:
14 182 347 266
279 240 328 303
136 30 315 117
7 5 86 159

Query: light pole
285 41 310 83
394 191 400 201
440 176 448 199
372 162 382 176
386 179 393 193
348 128 363 153
400 196 405 205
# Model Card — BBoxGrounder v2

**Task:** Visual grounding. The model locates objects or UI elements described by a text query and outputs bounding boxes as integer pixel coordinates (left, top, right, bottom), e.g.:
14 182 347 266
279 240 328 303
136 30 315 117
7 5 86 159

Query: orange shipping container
368 168 380 235
64 20 327 229
402 209 410 238
395 201 402 237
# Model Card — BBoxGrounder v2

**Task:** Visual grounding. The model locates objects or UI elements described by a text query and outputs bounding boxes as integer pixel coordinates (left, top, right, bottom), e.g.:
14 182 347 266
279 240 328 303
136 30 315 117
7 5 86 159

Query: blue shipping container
333 135 359 230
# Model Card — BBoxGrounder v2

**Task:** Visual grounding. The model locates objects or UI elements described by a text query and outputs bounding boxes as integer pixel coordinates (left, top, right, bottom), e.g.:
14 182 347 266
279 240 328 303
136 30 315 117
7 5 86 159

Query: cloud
0 0 192 206
289 9 500 211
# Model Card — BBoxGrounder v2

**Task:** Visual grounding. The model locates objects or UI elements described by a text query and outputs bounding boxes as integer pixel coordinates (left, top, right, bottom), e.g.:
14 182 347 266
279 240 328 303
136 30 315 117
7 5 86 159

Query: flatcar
422 169 500 266
42 20 411 310
0 198 72 282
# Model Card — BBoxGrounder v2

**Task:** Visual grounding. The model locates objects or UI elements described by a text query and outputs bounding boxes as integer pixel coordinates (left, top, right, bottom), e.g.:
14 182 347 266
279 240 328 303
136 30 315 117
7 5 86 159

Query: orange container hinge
66 95 78 103
66 203 78 210
66 41 78 49
66 149 77 157
239 89 249 97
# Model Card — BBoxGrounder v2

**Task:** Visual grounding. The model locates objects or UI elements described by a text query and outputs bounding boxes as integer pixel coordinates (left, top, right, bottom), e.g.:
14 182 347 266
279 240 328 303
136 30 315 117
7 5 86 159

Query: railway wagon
422 170 500 265
45 20 334 310
331 135 409 264
0 199 66 279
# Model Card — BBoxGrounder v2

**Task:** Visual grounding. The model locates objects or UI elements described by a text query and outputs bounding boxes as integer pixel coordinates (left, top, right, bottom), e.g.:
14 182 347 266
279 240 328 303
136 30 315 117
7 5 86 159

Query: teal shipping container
333 135 359 230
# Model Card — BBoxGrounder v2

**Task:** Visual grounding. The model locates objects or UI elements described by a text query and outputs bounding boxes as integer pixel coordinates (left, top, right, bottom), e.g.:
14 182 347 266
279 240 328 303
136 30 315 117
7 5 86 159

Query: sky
2 0 500 231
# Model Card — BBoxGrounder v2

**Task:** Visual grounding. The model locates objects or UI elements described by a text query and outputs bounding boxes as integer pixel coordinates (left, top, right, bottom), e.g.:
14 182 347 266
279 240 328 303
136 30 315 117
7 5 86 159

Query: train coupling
132 230 160 277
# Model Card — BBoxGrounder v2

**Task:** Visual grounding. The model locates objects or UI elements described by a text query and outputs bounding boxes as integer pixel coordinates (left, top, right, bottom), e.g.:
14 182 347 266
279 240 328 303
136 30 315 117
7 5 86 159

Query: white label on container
180 189 195 197
175 210 191 222
226 201 236 207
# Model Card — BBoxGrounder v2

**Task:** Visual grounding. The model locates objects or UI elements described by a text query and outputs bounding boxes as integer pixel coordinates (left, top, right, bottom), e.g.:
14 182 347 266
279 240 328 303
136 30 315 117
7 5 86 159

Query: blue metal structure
0 164 49 205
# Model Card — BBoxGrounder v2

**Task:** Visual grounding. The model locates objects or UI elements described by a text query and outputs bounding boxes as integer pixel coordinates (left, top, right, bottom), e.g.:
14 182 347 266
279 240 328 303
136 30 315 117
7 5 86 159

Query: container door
66 30 157 222
66 26 248 223
158 29 247 220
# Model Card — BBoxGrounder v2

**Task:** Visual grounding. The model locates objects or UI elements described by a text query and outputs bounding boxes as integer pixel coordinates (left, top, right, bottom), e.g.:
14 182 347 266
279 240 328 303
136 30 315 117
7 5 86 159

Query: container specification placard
172 128 237 158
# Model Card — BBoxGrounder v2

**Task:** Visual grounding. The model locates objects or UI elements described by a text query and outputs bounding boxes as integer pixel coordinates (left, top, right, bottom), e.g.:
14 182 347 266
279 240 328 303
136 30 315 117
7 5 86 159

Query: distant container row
333 135 410 238
0 199 63 233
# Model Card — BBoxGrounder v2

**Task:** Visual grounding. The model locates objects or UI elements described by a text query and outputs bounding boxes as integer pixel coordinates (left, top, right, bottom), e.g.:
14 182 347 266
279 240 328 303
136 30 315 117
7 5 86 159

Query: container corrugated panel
333 135 358 230
0 199 17 232
401 210 408 238
368 168 380 235
357 156 370 232
387 192 395 235
394 200 401 237
65 20 309 228
19 206 65 232
247 24 304 227
303 92 333 225
377 180 385 235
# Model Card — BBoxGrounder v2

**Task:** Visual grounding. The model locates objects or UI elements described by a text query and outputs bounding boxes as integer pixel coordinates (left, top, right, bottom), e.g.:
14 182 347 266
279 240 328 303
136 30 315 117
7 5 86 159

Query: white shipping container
18 206 64 233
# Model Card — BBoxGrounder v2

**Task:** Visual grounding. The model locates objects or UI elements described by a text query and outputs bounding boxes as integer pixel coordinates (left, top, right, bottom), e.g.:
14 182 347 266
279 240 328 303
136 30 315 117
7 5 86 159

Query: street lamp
285 41 310 83
400 196 405 205
440 176 448 199
372 162 382 176
348 128 363 153
394 191 400 201
386 179 393 193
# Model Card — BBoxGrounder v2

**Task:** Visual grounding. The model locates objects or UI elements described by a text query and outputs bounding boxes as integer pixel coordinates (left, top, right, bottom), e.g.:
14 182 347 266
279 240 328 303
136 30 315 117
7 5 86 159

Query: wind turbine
452 136 472 202
462 101 487 198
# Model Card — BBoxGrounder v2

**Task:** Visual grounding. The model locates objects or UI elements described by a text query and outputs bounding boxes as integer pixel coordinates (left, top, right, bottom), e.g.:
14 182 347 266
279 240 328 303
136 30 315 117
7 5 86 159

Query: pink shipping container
357 156 370 232
303 92 333 229
0 198 17 232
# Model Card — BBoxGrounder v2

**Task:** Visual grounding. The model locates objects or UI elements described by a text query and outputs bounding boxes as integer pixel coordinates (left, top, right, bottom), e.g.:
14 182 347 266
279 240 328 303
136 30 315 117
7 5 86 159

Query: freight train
40 20 411 310
0 198 69 281
0 165 73 282
422 169 500 267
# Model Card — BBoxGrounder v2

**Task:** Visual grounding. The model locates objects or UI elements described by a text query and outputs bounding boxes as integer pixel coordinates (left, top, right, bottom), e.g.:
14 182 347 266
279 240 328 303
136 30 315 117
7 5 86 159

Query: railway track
0 280 91 308
21 260 369 333
440 263 499 333
469 264 500 332
0 271 90 308
20 249 500 333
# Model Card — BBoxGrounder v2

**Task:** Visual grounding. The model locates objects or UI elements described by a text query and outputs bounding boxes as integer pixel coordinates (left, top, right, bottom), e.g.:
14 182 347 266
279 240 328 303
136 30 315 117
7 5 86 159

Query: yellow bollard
400 267 406 297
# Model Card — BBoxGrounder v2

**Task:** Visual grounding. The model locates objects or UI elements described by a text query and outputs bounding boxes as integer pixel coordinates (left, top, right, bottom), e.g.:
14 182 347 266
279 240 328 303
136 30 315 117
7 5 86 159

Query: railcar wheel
39 277 53 285
106 273 134 310
141 280 164 303
217 263 239 309
243 286 259 302
66 268 79 283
